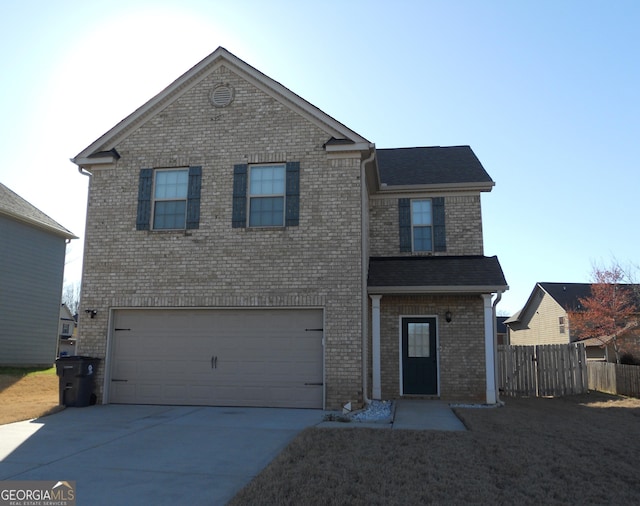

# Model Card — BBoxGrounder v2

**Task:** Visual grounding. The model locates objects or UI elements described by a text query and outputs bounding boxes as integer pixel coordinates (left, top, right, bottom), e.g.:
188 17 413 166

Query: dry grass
0 367 63 425
230 393 640 505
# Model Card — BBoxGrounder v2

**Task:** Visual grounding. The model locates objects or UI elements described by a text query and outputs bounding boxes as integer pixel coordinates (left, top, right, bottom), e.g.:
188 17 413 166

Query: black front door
402 317 438 395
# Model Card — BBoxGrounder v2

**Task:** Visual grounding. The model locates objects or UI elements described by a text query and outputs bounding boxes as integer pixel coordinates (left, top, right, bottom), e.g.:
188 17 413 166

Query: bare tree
62 282 81 316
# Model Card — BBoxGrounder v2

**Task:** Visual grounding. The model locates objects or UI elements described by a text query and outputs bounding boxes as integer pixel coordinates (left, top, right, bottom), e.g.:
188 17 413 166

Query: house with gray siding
0 183 76 366
71 47 507 409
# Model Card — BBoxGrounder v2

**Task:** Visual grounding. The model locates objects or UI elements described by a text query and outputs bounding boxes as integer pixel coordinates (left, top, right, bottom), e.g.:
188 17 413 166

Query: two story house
506 282 640 362
0 183 76 366
71 47 507 410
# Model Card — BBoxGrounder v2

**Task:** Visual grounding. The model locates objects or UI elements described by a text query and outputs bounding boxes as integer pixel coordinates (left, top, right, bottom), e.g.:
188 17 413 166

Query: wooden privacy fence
498 343 588 397
588 362 640 398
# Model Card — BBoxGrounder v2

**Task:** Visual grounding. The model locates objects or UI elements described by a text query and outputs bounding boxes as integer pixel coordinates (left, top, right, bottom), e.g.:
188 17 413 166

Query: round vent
210 85 234 107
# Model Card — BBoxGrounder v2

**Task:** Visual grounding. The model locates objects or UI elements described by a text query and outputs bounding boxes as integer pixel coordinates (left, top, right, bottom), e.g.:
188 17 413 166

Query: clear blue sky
1 0 639 315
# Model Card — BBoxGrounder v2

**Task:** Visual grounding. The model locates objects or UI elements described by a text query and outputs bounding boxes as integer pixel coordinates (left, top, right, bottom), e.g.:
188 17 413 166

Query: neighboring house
71 47 508 410
0 183 77 366
505 282 640 362
505 283 591 346
58 303 77 357
496 316 508 345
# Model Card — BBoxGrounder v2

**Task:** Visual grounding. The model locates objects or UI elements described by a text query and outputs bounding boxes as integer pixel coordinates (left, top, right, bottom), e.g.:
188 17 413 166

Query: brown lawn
230 393 640 505
0 368 62 425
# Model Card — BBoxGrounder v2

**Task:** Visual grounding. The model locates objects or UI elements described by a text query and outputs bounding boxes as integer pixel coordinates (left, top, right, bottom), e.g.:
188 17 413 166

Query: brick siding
77 65 363 409
372 294 487 402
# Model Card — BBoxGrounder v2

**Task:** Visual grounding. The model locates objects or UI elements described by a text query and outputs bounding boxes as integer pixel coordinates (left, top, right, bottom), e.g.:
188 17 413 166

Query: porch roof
367 255 508 294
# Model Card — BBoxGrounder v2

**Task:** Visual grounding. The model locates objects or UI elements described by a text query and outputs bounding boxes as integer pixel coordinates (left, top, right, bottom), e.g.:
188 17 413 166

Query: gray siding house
72 47 507 409
0 183 76 366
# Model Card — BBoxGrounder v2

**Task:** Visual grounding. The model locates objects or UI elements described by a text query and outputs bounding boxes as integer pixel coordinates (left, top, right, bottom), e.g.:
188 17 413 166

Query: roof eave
368 284 509 295
0 210 78 240
71 154 119 170
377 181 495 193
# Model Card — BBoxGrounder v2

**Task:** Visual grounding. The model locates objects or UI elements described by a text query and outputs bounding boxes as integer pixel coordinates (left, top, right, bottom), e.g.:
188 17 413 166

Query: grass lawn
0 366 63 425
230 392 640 505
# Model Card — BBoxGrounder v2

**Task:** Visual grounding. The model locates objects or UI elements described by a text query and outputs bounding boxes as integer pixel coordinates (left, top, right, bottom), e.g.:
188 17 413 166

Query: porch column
370 294 382 400
482 294 497 404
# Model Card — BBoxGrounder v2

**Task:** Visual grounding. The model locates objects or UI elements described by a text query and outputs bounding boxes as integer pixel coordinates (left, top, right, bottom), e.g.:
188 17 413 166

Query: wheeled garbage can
55 356 100 407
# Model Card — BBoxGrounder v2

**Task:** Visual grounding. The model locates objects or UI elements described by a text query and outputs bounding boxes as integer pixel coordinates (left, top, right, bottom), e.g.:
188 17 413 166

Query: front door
402 317 438 395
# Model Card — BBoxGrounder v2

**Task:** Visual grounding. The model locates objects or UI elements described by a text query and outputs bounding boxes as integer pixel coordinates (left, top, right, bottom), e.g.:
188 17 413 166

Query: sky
1 0 639 315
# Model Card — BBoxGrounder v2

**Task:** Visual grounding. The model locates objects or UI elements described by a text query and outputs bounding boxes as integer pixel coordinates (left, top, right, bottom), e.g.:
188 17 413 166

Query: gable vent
211 85 234 107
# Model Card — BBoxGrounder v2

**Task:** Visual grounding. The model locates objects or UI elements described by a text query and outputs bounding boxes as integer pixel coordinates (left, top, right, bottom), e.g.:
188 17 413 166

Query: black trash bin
55 356 100 407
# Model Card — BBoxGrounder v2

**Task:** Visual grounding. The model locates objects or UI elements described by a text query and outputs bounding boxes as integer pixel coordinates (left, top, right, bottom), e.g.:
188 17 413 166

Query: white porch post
370 295 382 400
482 294 497 404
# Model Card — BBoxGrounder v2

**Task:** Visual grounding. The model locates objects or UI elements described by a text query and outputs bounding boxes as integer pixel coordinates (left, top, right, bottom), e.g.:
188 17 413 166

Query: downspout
492 291 504 403
76 163 93 178
361 144 376 406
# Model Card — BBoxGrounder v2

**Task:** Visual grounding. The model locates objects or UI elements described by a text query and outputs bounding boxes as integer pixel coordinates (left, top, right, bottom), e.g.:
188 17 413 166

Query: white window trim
247 164 286 228
410 198 434 252
151 167 189 230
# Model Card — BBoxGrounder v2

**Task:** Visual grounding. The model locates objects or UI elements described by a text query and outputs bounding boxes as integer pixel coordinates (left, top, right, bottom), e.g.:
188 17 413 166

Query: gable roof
0 183 77 239
368 256 508 294
72 47 372 167
376 146 494 191
538 282 593 311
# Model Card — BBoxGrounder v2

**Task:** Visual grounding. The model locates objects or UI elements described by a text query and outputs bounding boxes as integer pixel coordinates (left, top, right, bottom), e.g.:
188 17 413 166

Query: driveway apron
0 405 324 505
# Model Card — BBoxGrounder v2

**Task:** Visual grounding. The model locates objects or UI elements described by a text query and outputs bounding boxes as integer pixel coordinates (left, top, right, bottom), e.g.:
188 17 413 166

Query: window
408 322 431 357
153 169 189 229
411 199 433 252
232 162 300 228
62 323 70 335
399 197 446 253
559 316 566 334
249 165 285 227
136 166 202 231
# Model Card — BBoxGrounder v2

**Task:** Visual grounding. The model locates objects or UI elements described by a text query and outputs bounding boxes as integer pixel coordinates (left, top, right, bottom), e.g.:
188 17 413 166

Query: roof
368 256 508 294
376 146 494 188
73 47 372 167
538 282 593 311
0 183 77 239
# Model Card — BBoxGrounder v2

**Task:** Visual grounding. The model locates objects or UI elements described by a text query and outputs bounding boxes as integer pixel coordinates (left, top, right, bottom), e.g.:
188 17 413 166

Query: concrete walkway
392 400 467 431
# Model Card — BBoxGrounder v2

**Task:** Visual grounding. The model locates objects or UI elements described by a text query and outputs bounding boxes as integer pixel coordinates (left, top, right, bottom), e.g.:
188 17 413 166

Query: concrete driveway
0 405 324 505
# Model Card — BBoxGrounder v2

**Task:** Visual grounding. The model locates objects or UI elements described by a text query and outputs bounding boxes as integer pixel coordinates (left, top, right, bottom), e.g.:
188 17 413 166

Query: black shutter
285 161 300 227
433 197 446 252
186 166 202 229
232 164 248 228
398 198 411 252
136 168 153 230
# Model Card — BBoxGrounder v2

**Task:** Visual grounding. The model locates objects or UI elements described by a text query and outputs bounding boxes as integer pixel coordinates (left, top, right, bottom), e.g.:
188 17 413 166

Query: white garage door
109 309 323 408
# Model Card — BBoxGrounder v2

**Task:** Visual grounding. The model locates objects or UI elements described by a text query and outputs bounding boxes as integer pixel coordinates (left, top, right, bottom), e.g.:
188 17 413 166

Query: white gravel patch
350 400 394 422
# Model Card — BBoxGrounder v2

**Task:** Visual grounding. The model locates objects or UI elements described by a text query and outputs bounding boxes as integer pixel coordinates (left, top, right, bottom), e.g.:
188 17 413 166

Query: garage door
109 309 323 408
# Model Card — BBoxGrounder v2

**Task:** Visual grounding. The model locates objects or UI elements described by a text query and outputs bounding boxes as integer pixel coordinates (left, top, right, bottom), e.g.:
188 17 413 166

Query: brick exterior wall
369 194 484 257
77 64 363 409
372 294 487 402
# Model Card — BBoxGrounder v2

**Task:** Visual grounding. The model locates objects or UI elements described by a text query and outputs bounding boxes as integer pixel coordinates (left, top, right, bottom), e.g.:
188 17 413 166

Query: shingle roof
376 146 494 186
368 256 508 293
0 183 77 239
538 282 593 311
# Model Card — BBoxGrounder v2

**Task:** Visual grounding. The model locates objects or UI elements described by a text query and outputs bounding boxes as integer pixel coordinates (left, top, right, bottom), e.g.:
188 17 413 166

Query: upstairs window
411 199 433 252
249 165 285 227
232 162 300 228
136 166 202 231
399 197 446 253
153 169 189 229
